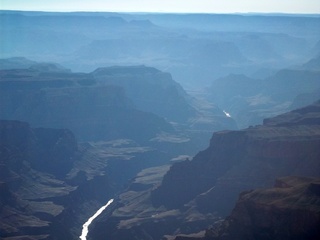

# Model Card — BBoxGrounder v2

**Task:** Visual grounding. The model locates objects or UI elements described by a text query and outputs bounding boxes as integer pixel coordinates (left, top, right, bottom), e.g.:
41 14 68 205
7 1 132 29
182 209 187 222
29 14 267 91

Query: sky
0 0 320 14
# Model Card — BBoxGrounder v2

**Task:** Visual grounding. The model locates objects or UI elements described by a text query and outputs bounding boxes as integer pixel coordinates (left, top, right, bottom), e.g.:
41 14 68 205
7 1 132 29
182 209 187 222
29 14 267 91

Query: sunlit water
223 110 231 118
79 199 114 240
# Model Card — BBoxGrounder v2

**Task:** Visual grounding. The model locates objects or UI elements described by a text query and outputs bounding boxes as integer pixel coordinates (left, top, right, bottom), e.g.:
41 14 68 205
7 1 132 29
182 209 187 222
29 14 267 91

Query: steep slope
203 176 320 240
0 64 174 142
0 120 176 240
0 120 78 239
90 100 320 240
92 65 236 134
92 65 196 123
152 100 320 214
0 61 235 145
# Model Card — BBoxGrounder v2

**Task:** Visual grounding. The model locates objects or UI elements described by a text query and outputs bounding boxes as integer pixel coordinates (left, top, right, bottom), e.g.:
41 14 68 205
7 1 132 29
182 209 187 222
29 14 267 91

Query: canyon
1 59 320 240
1 10 320 240
90 100 320 240
201 176 320 240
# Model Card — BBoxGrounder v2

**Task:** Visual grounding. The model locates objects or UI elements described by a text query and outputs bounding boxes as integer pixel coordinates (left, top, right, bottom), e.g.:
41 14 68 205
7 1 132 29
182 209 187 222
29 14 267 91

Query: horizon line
1 9 320 16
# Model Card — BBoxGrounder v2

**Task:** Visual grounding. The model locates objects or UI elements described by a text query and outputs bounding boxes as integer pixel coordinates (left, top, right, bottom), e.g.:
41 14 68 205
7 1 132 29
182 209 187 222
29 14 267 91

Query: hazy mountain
0 57 37 70
207 62 320 128
0 64 172 142
1 11 318 87
91 65 196 123
0 60 236 151
302 54 320 71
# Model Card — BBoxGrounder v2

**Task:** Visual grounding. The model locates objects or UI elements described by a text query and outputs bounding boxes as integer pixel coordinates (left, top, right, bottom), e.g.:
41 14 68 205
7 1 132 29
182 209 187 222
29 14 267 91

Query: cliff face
0 63 235 143
0 65 175 142
0 120 77 177
204 176 320 240
0 120 187 240
0 120 79 239
92 66 196 123
89 101 320 240
151 101 320 215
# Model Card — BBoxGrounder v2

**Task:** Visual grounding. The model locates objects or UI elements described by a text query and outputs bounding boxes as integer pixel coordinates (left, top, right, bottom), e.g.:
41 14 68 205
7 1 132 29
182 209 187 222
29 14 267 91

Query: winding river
79 199 114 240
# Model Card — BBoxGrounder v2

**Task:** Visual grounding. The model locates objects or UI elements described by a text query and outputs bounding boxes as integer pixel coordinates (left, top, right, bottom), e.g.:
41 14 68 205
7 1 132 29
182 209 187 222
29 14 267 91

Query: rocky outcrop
90 100 320 239
0 120 77 176
203 176 320 240
92 65 196 123
0 119 189 240
0 120 78 239
151 101 320 215
0 65 175 142
0 62 236 144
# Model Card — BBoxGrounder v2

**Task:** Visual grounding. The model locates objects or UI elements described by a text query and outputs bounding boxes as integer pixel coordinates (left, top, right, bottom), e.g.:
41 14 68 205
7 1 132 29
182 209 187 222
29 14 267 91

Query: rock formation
202 176 320 240
0 120 166 239
152 100 320 215
208 68 320 128
0 62 235 144
0 64 173 143
90 100 320 239
0 120 78 239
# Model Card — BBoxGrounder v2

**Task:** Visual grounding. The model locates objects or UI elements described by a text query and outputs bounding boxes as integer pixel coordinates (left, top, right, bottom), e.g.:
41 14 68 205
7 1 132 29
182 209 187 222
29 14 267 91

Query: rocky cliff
0 119 196 240
0 64 174 142
90 100 320 239
0 120 79 239
92 65 196 123
203 176 320 240
0 61 235 144
0 120 149 239
152 100 320 215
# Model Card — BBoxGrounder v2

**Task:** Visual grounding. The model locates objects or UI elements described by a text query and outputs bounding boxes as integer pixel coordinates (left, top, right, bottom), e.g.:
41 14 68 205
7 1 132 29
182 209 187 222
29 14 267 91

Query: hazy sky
1 0 320 13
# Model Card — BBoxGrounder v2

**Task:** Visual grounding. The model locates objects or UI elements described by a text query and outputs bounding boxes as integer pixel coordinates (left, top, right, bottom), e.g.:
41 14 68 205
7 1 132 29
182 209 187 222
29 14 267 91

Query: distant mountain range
1 11 319 87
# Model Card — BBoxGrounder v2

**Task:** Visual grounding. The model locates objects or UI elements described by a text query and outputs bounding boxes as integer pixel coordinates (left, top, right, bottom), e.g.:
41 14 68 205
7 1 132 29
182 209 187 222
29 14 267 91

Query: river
79 199 114 240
